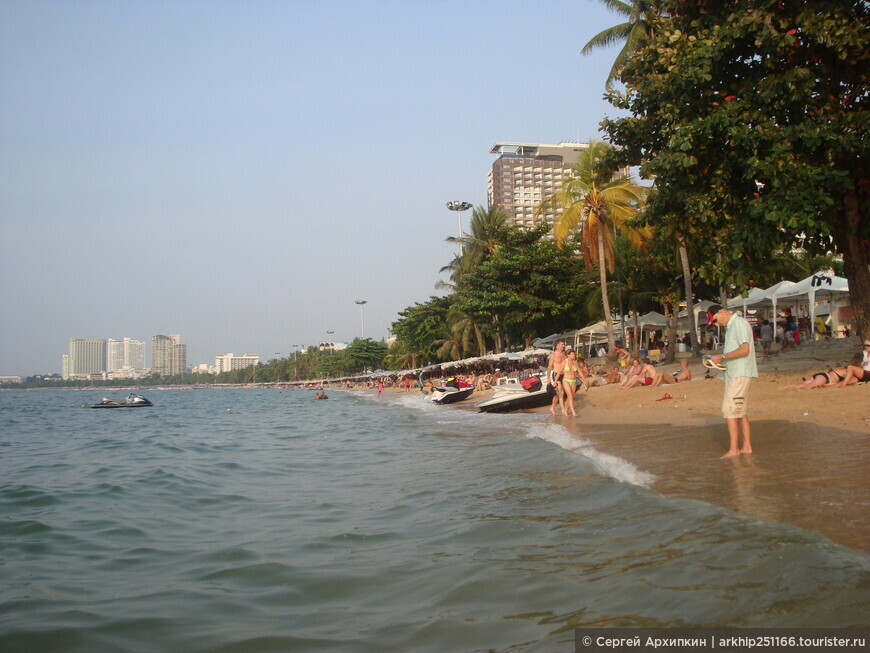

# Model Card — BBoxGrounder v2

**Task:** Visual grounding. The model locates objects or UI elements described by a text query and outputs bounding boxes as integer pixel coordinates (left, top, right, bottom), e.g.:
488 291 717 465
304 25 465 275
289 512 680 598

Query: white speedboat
430 383 474 405
475 374 554 413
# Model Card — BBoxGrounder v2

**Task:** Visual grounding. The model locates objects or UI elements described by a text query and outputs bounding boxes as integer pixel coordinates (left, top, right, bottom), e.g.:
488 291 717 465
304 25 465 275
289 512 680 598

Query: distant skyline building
487 141 587 231
152 334 187 376
318 341 348 352
107 337 145 374
214 353 260 374
66 338 106 380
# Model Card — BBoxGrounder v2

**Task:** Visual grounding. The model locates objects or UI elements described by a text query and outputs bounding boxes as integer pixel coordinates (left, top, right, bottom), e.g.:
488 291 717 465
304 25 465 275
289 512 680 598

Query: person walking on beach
559 348 581 416
760 318 773 360
707 304 758 458
548 340 567 415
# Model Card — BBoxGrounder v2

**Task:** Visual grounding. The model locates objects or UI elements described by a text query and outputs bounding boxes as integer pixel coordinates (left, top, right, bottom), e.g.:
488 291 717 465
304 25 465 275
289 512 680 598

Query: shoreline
399 344 870 551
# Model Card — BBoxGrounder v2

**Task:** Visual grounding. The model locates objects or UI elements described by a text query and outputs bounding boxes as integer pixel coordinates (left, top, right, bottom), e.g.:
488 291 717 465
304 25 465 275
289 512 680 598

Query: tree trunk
663 301 677 365
838 189 869 342
598 227 616 352
475 324 487 357
679 240 701 357
632 312 640 357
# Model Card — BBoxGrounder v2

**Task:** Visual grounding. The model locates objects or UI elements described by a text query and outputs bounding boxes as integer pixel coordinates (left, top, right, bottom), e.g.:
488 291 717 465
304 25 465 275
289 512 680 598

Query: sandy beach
405 337 870 551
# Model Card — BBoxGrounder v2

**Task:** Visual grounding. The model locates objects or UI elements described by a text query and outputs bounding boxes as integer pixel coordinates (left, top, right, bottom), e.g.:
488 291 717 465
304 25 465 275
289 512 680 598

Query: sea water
1 388 867 652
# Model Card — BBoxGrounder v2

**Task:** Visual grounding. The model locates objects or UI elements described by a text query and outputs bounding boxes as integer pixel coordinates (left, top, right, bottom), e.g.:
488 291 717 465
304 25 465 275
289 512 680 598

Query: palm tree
581 0 657 87
585 3 710 358
443 206 510 281
537 140 648 353
438 206 510 352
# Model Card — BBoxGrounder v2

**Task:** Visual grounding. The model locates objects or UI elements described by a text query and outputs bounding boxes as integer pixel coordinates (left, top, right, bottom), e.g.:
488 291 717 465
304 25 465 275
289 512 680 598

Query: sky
0 0 624 375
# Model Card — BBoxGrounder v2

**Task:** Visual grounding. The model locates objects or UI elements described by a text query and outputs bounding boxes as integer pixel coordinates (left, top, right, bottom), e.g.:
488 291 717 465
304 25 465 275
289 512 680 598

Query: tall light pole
445 201 472 255
355 300 367 339
292 344 300 380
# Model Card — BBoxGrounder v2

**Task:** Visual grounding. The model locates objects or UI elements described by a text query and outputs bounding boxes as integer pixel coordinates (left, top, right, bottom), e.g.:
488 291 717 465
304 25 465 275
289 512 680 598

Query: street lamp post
355 300 367 339
445 200 472 255
292 344 300 380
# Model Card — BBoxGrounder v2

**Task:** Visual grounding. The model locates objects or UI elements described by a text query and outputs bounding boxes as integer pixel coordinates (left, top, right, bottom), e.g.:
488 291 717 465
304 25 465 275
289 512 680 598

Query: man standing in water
547 339 566 416
708 304 758 458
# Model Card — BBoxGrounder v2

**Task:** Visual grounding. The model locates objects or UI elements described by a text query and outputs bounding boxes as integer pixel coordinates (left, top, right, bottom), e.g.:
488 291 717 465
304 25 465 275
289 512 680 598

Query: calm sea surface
1 388 867 652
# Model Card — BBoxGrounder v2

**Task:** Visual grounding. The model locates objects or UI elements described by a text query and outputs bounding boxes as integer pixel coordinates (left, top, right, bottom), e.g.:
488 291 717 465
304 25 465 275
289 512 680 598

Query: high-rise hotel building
151 334 187 376
107 337 145 373
214 353 260 374
65 338 106 380
487 141 587 231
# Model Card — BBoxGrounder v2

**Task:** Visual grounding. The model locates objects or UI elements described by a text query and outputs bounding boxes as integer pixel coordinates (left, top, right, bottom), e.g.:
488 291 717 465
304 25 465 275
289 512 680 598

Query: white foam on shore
525 423 656 488
371 390 656 488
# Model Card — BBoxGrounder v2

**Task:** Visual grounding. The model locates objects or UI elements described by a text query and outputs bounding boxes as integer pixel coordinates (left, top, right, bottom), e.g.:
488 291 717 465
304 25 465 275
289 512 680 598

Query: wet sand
408 339 870 551
556 418 869 551
523 345 870 551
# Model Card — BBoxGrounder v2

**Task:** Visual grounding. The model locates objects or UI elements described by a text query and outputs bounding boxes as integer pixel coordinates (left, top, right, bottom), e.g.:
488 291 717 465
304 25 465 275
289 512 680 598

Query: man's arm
714 342 749 364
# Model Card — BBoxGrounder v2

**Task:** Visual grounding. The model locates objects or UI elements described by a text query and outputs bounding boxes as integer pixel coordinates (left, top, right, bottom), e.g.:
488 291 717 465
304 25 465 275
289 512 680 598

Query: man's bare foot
739 448 752 454
720 450 740 459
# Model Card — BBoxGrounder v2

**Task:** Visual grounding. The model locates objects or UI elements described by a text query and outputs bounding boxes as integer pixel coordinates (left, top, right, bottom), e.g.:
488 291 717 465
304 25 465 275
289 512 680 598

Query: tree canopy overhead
601 0 869 338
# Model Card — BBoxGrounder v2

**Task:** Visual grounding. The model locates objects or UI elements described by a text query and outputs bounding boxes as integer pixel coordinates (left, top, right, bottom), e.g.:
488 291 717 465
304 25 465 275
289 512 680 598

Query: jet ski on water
90 393 154 408
430 378 474 405
475 373 554 413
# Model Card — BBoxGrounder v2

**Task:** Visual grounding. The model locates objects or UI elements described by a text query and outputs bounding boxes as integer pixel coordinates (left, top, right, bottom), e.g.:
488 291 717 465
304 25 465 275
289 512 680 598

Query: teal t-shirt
723 313 758 380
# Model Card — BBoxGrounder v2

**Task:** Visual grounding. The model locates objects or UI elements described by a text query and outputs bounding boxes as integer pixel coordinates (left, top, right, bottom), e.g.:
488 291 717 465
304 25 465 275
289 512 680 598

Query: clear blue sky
0 0 623 375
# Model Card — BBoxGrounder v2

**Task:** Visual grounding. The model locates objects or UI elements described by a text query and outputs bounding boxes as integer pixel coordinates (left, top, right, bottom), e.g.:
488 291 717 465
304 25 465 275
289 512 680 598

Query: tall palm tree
537 140 648 353
585 3 709 357
445 206 509 269
581 0 657 87
439 206 509 292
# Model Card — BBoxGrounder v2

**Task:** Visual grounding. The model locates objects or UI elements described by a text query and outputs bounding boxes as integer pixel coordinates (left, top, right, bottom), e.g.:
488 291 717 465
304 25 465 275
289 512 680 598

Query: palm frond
581 23 633 55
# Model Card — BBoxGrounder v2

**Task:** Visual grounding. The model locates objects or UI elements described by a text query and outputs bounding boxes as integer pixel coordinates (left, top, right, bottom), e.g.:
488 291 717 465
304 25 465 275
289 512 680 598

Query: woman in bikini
560 349 581 416
781 352 863 389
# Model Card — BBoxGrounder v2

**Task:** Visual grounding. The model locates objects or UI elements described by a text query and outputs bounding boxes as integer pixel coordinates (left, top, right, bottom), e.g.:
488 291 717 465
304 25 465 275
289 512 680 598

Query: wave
524 422 656 488
382 390 656 489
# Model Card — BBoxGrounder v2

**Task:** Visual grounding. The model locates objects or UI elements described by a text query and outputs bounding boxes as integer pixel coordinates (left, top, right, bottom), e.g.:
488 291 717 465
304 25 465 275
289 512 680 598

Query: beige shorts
722 377 752 419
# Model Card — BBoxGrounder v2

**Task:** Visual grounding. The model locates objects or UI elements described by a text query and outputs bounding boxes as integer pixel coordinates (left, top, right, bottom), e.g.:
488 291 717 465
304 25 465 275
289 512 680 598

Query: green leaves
602 0 868 292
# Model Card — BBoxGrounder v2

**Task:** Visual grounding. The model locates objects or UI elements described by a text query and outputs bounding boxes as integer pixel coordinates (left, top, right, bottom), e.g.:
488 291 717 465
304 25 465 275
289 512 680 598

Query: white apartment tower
214 353 260 374
107 337 145 373
67 338 106 379
487 141 587 231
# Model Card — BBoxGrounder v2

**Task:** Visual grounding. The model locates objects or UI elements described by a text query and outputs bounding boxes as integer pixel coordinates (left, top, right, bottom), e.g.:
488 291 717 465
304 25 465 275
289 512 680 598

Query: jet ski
430 379 474 405
90 393 154 408
476 374 554 413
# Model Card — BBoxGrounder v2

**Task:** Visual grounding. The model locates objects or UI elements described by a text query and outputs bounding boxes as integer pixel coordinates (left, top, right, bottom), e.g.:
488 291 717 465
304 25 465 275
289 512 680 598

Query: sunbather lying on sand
781 352 863 389
652 360 691 386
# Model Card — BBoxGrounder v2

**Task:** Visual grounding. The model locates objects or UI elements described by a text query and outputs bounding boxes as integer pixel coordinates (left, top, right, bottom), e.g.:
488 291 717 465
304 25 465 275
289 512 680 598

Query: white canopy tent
773 273 849 336
727 280 797 319
726 273 849 337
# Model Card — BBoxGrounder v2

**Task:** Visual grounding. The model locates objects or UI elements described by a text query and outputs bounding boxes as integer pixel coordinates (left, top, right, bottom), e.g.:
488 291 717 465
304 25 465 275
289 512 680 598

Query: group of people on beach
545 340 695 417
